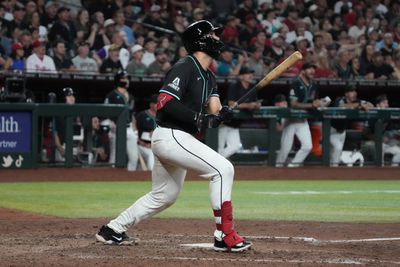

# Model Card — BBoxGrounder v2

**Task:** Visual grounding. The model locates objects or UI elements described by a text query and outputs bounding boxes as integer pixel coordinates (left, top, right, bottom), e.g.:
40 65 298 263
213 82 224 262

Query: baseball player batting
96 20 251 252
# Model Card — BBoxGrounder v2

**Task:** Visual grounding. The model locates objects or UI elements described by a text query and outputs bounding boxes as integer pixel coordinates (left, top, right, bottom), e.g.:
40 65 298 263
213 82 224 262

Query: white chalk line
75 254 400 265
254 190 400 195
151 233 400 244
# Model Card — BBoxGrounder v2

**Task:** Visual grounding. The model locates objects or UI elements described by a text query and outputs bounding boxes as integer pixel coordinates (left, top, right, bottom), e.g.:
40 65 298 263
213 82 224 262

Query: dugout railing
205 107 400 167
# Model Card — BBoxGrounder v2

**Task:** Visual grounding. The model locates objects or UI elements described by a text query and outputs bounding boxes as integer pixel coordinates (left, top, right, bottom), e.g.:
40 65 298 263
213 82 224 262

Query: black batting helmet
114 69 130 88
182 20 224 59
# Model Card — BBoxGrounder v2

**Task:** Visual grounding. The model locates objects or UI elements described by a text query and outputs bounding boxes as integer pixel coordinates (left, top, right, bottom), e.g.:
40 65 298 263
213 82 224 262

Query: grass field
0 180 399 223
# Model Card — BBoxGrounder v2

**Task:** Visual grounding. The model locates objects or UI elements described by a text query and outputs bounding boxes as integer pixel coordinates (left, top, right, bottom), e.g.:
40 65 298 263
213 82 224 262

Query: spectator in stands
159 36 175 60
209 0 236 22
283 5 298 32
247 46 266 77
362 94 400 167
264 32 285 63
4 42 25 71
48 7 76 53
314 54 337 79
52 39 76 72
96 31 130 69
168 9 188 34
74 9 91 45
104 70 138 171
216 46 246 77
310 34 327 61
142 4 168 38
329 14 344 41
141 37 157 67
26 40 57 73
220 15 240 48
235 0 255 24
41 1 58 29
8 4 25 37
218 66 260 158
334 49 352 80
192 7 205 22
349 56 362 79
135 94 158 170
347 16 366 42
330 85 373 167
249 30 270 52
99 44 123 73
103 18 117 41
23 11 47 42
378 32 399 57
113 10 135 46
316 18 334 46
286 19 313 47
239 14 259 49
261 9 282 36
303 4 320 33
87 11 111 51
146 48 171 76
72 41 98 74
365 51 395 80
171 45 187 65
359 43 374 75
15 30 30 56
126 44 147 76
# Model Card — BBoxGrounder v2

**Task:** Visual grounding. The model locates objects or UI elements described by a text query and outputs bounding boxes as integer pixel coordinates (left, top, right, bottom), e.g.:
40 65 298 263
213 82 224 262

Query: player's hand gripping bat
232 51 303 108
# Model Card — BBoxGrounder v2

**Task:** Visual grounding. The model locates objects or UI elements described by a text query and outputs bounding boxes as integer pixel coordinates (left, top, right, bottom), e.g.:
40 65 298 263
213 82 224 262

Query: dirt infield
1 167 400 266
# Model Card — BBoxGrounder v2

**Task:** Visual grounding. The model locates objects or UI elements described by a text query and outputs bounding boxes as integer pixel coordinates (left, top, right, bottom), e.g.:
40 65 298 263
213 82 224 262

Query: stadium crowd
0 0 399 79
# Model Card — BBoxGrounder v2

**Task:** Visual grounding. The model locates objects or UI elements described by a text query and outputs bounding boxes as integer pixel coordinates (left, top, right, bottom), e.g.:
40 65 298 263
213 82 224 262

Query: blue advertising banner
0 112 31 153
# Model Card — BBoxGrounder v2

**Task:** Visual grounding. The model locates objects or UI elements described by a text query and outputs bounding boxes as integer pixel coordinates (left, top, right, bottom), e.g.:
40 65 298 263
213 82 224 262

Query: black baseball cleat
213 238 252 252
95 225 139 245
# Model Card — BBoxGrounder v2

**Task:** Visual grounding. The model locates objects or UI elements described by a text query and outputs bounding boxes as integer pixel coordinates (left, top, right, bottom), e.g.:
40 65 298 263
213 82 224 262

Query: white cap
309 4 318 12
271 32 282 40
150 4 161 12
296 36 308 43
104 19 115 27
131 44 144 54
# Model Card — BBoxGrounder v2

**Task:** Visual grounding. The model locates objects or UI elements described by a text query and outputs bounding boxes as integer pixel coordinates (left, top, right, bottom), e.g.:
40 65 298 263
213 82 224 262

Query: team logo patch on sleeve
168 77 181 91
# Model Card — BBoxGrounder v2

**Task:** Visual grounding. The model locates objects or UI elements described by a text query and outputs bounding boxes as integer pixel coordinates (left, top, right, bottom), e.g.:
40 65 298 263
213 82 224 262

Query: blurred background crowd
0 0 399 80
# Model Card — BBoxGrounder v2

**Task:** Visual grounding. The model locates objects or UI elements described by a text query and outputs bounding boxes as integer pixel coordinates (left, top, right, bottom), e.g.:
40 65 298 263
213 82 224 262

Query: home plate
181 243 214 249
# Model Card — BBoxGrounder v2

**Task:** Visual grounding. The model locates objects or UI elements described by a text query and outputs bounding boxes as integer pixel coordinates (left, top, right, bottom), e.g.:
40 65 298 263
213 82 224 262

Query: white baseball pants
108 124 139 170
108 126 234 233
218 125 242 158
276 120 312 165
383 143 400 165
330 127 346 165
138 145 155 170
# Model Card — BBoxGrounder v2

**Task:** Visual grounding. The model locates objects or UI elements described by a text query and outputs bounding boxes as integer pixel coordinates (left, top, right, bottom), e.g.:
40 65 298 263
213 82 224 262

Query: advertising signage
0 112 31 153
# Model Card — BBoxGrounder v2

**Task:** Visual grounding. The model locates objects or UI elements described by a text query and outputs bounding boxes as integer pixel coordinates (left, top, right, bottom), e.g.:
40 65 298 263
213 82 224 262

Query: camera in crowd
0 77 27 103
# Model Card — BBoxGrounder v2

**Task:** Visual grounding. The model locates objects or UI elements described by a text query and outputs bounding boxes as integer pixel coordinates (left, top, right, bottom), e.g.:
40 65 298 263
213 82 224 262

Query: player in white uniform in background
218 66 261 158
276 63 322 167
95 20 252 252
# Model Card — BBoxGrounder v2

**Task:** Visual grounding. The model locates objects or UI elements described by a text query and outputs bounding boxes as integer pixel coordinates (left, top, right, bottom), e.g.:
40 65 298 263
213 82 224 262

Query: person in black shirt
104 70 138 171
95 20 251 252
365 51 395 80
99 44 123 73
52 39 75 72
218 66 261 158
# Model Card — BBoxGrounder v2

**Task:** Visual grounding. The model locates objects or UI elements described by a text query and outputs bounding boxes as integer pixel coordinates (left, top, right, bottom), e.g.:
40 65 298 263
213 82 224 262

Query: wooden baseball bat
234 51 303 107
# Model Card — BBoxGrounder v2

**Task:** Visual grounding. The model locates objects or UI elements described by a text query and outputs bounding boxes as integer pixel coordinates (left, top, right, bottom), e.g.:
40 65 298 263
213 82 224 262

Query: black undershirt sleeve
162 98 198 126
